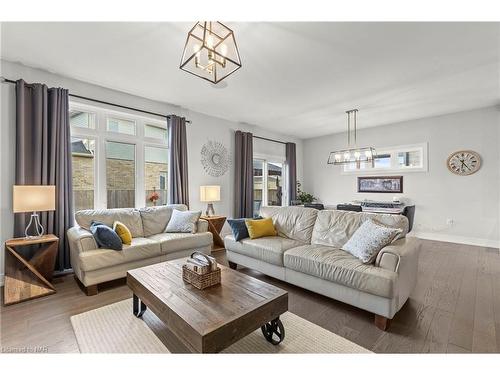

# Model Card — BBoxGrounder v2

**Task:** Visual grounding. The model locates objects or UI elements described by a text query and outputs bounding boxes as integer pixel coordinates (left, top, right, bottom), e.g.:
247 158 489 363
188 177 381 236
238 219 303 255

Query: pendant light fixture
180 22 242 84
327 109 376 169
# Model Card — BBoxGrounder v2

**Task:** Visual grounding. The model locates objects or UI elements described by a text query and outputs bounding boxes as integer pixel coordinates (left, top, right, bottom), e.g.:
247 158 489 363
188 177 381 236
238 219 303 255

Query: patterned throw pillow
227 218 250 241
342 219 402 264
165 209 202 233
90 221 123 251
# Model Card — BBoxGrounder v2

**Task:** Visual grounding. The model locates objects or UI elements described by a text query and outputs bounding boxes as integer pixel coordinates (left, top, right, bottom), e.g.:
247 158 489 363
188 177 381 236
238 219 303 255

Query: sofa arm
67 226 98 253
197 219 209 233
375 237 419 272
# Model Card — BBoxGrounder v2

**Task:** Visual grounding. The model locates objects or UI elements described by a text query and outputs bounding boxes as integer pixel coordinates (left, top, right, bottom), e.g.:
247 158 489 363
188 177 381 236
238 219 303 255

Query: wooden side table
3 234 59 306
200 215 226 251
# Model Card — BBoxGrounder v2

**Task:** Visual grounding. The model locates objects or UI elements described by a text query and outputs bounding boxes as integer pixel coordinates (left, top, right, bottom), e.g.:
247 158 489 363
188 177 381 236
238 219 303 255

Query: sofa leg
374 314 391 331
85 284 98 296
228 261 237 270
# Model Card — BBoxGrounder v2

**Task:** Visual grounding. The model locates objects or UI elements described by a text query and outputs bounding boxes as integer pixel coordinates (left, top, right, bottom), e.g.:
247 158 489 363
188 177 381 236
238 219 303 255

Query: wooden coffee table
127 259 288 353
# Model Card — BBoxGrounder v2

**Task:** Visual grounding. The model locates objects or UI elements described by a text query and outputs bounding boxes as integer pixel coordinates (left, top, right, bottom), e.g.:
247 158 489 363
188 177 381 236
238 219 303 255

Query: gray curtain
234 130 254 218
168 115 189 206
15 79 74 271
286 142 297 205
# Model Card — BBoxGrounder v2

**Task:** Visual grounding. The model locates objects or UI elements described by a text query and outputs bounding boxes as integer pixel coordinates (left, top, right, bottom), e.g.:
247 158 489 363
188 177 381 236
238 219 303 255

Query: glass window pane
145 146 168 206
106 141 135 208
107 117 136 135
397 150 422 168
267 162 283 206
71 137 95 211
374 153 391 169
145 123 168 142
253 159 264 216
70 110 95 129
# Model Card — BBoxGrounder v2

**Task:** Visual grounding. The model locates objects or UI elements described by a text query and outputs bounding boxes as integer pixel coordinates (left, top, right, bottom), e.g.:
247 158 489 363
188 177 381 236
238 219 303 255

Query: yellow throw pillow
113 221 132 245
245 218 277 239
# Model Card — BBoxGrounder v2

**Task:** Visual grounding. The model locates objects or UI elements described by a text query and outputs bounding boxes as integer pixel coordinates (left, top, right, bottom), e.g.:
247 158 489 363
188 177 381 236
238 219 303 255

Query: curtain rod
253 135 288 145
1 77 192 124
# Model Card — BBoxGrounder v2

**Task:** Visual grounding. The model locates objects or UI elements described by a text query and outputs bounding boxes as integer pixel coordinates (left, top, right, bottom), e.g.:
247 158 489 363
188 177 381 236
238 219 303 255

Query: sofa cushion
165 209 202 233
224 235 303 266
78 237 161 272
75 208 144 238
139 204 187 236
227 218 250 241
260 206 318 243
246 218 277 239
148 232 213 254
311 210 408 248
113 221 132 245
284 244 397 298
90 221 122 251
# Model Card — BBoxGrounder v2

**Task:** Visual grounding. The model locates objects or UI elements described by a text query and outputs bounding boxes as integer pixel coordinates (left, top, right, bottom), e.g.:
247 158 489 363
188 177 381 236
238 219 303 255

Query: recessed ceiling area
1 22 498 139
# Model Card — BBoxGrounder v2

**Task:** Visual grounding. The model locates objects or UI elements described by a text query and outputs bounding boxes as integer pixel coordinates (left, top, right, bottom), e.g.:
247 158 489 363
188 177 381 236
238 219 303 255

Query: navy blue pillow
227 218 249 241
90 221 123 251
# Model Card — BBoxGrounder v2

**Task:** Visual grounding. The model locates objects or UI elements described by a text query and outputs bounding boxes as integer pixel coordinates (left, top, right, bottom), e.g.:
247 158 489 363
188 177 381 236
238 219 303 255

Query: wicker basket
182 252 221 290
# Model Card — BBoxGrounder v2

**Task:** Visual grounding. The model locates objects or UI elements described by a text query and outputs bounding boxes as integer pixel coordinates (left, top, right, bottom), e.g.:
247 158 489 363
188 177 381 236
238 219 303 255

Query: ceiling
1 22 499 139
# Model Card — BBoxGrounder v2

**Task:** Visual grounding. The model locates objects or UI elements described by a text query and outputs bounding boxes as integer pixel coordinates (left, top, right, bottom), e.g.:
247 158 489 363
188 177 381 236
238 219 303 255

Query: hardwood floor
1 239 499 353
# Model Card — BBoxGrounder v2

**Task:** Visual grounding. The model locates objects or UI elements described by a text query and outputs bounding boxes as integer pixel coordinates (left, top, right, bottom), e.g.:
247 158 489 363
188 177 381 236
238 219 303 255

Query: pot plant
296 181 317 204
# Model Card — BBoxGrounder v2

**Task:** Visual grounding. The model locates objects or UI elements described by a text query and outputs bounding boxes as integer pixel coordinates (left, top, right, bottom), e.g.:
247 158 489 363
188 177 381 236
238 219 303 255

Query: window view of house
71 137 95 211
105 141 136 209
145 146 168 206
266 162 282 206
253 158 284 216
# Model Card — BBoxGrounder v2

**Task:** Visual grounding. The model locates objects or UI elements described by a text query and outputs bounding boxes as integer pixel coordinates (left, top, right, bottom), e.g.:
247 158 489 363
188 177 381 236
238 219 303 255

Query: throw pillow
165 209 202 233
113 221 132 245
90 221 123 251
228 218 250 241
245 217 277 239
342 219 402 263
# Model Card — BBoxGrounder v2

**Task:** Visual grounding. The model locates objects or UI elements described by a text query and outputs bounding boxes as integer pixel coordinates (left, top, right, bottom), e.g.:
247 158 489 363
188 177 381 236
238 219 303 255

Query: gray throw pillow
342 219 402 264
165 209 201 233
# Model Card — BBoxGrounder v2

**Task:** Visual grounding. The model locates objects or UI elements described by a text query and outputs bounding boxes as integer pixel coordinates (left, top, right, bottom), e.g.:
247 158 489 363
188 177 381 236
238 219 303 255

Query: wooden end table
127 259 288 353
200 215 226 251
3 234 58 306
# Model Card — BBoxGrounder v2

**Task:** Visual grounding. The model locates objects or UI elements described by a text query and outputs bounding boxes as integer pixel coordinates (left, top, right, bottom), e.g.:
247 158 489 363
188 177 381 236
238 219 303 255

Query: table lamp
200 185 220 217
13 185 56 238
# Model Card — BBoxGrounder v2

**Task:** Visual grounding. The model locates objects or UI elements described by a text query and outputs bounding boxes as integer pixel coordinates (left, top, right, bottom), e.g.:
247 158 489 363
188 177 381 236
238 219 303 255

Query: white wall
0 59 303 283
303 107 500 248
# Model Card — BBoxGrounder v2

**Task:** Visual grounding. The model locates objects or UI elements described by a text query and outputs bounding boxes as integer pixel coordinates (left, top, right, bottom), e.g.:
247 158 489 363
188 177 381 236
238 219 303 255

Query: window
145 146 168 206
342 143 428 174
71 137 95 211
107 117 136 135
253 157 286 216
70 110 95 129
106 141 136 209
70 103 168 210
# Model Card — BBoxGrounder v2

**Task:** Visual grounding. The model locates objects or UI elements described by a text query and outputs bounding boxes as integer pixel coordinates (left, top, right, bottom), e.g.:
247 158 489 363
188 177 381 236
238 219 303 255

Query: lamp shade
200 185 221 202
13 185 56 213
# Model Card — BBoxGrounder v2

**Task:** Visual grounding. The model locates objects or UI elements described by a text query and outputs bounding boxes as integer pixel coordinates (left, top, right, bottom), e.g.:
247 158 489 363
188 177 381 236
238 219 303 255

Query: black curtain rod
253 135 288 145
1 77 191 124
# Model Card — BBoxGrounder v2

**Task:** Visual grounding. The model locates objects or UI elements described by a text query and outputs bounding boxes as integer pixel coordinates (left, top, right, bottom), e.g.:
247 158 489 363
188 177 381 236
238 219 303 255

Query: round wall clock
446 150 481 176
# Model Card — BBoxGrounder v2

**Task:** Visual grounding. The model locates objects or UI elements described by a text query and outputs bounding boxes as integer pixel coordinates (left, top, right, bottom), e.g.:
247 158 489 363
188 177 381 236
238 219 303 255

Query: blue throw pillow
90 221 123 251
227 217 262 241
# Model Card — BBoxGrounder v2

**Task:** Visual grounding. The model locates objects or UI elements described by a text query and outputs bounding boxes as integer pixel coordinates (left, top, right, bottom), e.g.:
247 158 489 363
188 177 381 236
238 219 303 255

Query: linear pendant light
327 109 376 169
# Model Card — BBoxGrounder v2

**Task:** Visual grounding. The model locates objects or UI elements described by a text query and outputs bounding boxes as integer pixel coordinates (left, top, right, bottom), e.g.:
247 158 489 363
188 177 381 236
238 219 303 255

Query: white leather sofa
68 204 213 295
224 206 420 330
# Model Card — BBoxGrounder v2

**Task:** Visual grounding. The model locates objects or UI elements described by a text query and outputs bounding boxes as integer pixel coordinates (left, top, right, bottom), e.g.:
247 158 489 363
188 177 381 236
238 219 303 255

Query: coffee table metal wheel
261 317 285 345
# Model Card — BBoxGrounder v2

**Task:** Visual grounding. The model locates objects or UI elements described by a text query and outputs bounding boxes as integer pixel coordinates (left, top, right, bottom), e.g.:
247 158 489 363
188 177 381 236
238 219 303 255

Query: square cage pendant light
180 22 242 84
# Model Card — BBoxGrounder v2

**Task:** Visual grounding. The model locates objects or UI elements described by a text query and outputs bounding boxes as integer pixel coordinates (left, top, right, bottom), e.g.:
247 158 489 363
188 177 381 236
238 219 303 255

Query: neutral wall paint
0 59 303 284
303 107 500 248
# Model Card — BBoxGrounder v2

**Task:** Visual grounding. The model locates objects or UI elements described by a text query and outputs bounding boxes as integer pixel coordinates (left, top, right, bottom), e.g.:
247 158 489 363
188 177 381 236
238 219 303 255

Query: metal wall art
201 140 230 177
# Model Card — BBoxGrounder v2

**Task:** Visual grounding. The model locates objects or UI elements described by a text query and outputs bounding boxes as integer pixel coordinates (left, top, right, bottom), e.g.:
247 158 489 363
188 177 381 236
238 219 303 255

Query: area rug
70 299 371 353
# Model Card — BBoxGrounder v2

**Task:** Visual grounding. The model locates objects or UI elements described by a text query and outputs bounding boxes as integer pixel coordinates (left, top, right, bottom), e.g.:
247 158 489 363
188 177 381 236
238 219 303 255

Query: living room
1 1 499 373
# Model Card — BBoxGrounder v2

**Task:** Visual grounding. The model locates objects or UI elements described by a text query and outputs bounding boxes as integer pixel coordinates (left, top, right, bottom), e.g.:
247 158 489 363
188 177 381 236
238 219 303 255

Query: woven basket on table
182 252 221 290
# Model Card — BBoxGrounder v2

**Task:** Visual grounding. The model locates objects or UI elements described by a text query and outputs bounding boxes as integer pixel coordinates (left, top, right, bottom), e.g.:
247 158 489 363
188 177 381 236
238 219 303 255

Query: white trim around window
69 101 168 210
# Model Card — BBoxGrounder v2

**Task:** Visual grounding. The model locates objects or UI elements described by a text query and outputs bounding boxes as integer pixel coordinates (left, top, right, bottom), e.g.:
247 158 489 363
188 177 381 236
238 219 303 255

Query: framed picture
357 176 403 193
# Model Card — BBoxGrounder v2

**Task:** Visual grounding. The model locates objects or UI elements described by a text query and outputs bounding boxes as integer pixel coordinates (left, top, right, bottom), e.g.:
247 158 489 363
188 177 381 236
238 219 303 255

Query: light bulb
220 43 228 56
365 150 372 158
206 35 215 49
354 151 361 159
334 153 341 161
344 152 350 160
193 43 201 53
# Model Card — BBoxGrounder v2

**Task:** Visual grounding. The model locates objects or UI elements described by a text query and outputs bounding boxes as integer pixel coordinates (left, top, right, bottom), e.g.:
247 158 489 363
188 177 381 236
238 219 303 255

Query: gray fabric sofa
224 206 420 330
68 204 213 295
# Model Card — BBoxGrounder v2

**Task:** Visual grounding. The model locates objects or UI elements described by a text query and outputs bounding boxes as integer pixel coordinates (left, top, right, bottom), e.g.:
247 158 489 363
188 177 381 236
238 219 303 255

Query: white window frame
70 101 168 209
254 153 287 208
341 142 428 175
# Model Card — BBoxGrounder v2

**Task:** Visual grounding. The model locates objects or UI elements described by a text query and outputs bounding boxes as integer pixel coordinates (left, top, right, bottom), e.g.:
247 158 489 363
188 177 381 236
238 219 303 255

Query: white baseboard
410 231 500 249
